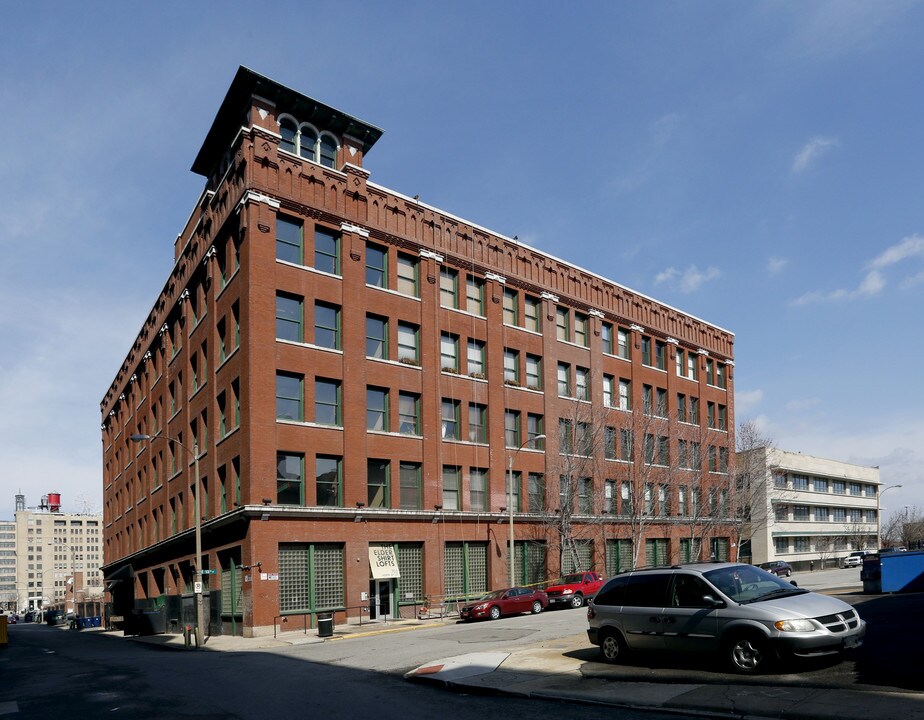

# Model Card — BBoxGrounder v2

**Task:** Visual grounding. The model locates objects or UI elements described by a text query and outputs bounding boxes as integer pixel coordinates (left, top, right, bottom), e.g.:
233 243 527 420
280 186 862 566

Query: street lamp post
131 433 203 648
507 434 546 588
876 484 903 550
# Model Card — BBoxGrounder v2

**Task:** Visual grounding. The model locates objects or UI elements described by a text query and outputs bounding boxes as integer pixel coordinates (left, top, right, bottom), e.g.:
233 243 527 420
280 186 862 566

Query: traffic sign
200 569 218 575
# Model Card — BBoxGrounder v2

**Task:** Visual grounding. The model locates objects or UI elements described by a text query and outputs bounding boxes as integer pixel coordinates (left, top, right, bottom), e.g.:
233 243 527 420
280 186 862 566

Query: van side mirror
789 580 798 587
702 595 726 608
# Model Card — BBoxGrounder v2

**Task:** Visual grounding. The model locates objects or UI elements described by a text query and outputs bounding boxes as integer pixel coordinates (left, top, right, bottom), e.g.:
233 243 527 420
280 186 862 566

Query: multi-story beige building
13 494 104 614
740 448 880 569
0 520 14 611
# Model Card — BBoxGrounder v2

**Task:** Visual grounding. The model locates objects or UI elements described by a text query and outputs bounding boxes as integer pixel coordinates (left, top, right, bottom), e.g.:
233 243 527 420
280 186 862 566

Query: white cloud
786 397 821 412
735 389 764 416
792 136 839 173
767 257 789 275
654 265 721 293
869 234 924 269
900 270 924 290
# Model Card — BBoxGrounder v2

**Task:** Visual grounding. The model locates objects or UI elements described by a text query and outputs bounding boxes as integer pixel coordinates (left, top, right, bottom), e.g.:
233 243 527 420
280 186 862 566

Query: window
604 480 616 513
367 459 389 508
575 367 589 400
315 379 340 426
605 427 617 459
314 302 340 349
677 393 687 423
706 358 715 385
689 396 699 424
833 507 846 522
791 474 809 491
716 363 726 389
574 312 589 347
367 387 388 431
557 363 571 397
442 466 461 510
617 327 630 359
603 375 615 407
279 117 297 153
441 399 460 440
507 471 522 512
526 414 544 447
400 463 421 510
793 505 810 521
618 379 631 411
504 410 520 448
316 456 341 507
365 243 387 287
576 422 592 456
849 482 862 496
468 403 488 443
677 348 697 380
642 384 653 415
276 215 302 264
504 349 519 384
524 295 540 332
525 354 542 390
502 289 517 325
559 419 573 454
278 542 344 614
470 468 488 511
718 404 727 431
707 401 716 428
815 507 829 522
641 336 652 366
396 253 418 296
319 134 337 168
775 537 789 554
467 339 485 376
465 275 484 315
397 322 419 363
528 473 544 511
601 323 613 354
814 477 829 493
656 387 667 417
655 340 667 370
556 307 569 341
277 452 303 505
314 227 340 275
578 477 592 514
276 373 303 421
833 480 846 495
276 293 303 342
439 267 458 308
559 477 574 513
298 124 318 160
440 333 459 372
398 392 420 435
366 315 387 359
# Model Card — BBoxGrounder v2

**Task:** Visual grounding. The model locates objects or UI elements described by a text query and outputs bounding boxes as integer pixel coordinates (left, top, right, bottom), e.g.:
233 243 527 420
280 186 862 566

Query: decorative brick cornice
340 222 370 238
485 272 506 284
420 249 443 263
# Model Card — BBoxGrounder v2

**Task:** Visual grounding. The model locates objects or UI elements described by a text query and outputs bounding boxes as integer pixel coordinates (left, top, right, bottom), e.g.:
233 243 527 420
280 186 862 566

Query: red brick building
101 67 736 637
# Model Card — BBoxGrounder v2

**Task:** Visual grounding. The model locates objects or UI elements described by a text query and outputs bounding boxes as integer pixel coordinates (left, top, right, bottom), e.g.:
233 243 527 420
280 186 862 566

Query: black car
758 560 792 577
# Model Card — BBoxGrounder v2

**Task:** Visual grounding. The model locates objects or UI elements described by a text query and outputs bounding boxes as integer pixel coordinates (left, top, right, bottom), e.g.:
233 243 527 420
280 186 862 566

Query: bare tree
882 505 924 549
814 535 837 569
731 421 779 563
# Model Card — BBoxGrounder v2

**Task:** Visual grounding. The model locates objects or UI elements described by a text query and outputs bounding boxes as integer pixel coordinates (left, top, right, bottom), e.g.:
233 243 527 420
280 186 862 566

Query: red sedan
459 587 549 621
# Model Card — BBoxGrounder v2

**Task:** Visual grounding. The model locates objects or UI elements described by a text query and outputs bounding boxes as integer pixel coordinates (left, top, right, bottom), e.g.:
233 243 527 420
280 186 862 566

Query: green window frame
524 295 540 332
365 243 387 287
399 463 421 510
439 267 458 308
314 227 340 275
367 458 390 508
469 468 488 511
468 403 487 443
442 465 461 510
601 322 613 354
398 392 420 435
502 288 518 325
367 386 389 431
556 307 569 341
276 215 302 264
366 315 387 359
315 455 341 507
440 332 459 372
276 452 304 505
465 275 484 315
397 253 418 296
315 378 341 426
397 322 419 363
314 302 340 349
276 293 303 342
278 543 344 614
276 372 303 421
441 399 460 440
504 410 520 448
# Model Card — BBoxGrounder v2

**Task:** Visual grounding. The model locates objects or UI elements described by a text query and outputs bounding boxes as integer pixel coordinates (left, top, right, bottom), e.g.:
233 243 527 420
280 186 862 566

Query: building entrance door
369 579 391 620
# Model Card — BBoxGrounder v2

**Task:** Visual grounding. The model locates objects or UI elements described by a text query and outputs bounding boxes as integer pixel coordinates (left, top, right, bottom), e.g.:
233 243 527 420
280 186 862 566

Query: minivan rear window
594 576 629 606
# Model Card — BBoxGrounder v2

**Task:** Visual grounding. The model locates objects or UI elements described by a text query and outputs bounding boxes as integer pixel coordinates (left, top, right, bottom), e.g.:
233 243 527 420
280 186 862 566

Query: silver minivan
586 562 866 673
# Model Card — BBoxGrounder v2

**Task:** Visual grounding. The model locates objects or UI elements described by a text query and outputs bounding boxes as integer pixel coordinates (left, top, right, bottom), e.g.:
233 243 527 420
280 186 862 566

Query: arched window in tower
299 125 318 161
279 117 297 154
319 134 337 168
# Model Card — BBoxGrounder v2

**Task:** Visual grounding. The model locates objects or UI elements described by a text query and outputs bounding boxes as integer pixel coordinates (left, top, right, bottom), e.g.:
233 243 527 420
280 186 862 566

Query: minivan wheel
570 594 585 609
727 633 769 674
489 606 501 620
599 630 627 663
531 600 543 614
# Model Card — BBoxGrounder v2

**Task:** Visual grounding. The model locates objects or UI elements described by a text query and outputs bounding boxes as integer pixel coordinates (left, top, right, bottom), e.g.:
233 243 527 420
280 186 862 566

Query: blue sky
1 1 922 521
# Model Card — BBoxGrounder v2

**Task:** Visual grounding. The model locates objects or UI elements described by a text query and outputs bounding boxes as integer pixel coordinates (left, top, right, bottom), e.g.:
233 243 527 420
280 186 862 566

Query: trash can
317 612 333 638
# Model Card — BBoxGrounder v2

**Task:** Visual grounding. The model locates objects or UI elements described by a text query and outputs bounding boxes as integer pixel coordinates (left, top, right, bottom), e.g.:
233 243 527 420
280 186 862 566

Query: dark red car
459 587 549 621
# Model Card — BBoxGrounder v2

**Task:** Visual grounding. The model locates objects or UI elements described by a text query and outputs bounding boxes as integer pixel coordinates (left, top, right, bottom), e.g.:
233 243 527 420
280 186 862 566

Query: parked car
459 587 549 621
586 562 866 674
545 572 605 609
842 551 870 568
758 561 793 577
6 613 17 624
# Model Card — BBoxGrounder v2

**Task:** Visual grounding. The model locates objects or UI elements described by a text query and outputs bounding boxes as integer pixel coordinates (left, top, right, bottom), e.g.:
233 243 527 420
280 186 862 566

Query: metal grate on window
467 543 487 595
606 539 634 575
313 544 344 609
562 540 593 574
515 541 546 586
397 544 423 604
444 543 464 597
279 545 310 613
221 562 243 616
645 538 669 566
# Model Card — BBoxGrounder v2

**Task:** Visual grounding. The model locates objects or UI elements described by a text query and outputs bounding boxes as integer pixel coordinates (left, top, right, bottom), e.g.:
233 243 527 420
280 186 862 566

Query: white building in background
741 448 881 569
13 494 104 613
0 520 15 610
